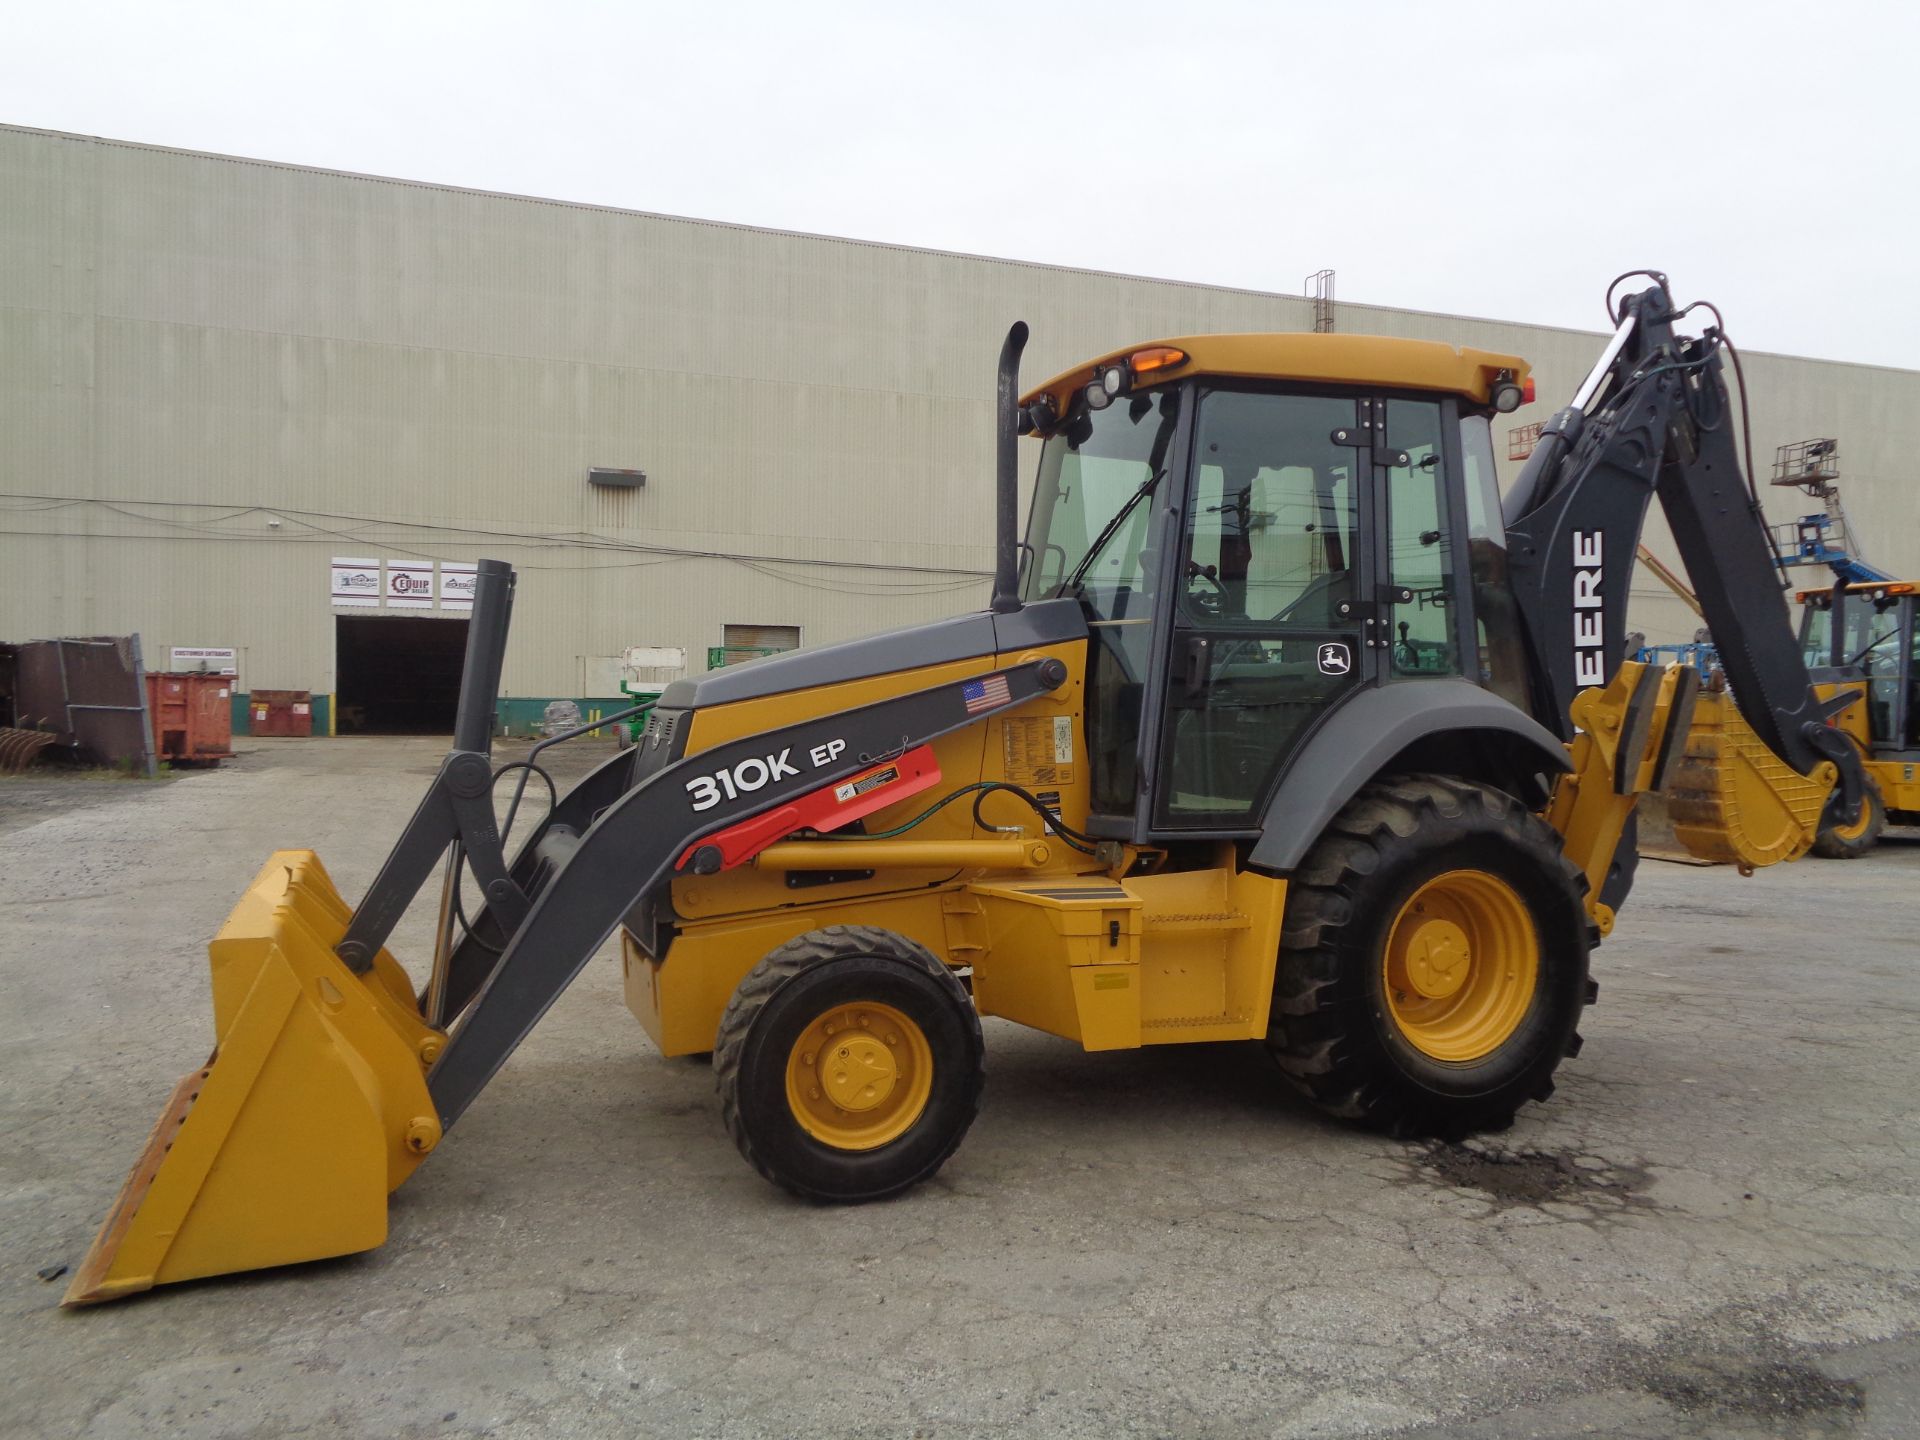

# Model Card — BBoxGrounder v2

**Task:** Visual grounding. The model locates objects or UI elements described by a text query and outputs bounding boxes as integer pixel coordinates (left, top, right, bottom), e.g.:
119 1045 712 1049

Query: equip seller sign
386 562 434 608
330 558 479 610
331 557 381 607
440 563 477 611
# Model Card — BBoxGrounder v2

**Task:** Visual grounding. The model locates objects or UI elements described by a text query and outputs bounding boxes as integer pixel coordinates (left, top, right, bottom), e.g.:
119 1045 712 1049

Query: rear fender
1246 680 1570 875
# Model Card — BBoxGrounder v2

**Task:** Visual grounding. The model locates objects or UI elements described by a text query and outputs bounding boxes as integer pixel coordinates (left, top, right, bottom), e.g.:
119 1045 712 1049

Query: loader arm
1501 279 1865 881
426 653 1067 1126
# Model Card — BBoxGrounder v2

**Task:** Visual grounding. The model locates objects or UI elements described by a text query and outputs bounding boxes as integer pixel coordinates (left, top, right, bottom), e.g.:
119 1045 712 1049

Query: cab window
1182 391 1357 627
1384 401 1460 676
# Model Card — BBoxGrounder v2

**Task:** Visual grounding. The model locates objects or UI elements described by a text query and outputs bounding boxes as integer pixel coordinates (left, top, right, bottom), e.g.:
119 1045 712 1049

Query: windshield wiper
1062 469 1163 597
1842 629 1898 668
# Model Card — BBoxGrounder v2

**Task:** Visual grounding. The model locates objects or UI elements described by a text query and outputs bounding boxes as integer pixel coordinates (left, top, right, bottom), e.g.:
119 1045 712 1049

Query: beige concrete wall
4 124 1916 700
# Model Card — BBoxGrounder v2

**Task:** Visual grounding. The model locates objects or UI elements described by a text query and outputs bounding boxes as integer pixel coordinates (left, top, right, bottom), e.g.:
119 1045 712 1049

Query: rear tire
1268 775 1592 1138
1811 778 1885 859
715 925 984 1202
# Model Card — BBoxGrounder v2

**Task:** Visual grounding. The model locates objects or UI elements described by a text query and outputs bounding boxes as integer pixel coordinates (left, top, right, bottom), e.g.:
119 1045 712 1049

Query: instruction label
1003 716 1076 788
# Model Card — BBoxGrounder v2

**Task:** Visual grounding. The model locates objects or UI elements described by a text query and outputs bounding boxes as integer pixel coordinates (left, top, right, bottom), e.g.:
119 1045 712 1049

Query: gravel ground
2 737 1917 1439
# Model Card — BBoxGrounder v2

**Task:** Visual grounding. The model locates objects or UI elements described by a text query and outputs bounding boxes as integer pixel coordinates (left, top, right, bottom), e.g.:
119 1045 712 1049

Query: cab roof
1796 579 1915 602
1022 332 1531 415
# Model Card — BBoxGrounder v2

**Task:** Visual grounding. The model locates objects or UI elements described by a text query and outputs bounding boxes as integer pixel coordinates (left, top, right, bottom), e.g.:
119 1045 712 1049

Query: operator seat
1273 569 1354 627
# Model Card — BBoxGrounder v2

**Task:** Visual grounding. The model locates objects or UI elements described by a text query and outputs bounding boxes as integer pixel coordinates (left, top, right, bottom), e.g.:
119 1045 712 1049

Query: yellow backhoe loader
65 272 1866 1305
1793 578 1920 855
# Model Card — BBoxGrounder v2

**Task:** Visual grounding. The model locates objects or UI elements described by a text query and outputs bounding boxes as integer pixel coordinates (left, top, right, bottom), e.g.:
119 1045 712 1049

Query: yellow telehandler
65 272 1865 1305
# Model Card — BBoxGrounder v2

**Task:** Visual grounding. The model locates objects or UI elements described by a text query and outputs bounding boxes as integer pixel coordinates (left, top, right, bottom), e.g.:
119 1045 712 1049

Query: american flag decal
962 673 1012 715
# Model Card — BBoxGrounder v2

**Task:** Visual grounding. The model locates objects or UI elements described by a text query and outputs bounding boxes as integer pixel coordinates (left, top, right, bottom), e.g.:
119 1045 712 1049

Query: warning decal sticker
834 766 900 804
1003 717 1076 788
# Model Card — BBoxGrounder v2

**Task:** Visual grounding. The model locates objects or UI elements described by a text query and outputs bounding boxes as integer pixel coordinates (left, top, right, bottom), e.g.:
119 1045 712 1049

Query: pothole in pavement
1405 1141 1654 1218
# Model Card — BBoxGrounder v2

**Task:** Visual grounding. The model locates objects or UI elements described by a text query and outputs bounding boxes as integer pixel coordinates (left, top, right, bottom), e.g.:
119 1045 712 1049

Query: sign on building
386 560 435 608
170 647 238 675
622 646 687 683
441 562 478 611
331 557 381 606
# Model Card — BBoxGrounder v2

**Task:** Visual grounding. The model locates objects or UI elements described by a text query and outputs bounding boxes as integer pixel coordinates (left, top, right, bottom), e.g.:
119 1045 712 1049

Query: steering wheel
1185 558 1226 619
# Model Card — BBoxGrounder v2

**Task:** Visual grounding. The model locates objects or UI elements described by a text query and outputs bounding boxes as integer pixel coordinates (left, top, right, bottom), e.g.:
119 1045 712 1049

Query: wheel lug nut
809 1086 821 1100
803 1051 815 1065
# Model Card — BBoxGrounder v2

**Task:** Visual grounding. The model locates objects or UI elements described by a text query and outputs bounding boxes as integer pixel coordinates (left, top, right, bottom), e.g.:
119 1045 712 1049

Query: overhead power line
0 493 995 595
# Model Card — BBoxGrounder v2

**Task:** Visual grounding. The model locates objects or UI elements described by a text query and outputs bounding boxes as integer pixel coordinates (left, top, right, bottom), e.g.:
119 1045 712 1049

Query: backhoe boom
1503 281 1866 843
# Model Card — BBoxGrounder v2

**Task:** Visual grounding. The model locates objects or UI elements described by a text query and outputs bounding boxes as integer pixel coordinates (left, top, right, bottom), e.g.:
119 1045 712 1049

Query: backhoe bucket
1660 690 1836 870
64 851 442 1305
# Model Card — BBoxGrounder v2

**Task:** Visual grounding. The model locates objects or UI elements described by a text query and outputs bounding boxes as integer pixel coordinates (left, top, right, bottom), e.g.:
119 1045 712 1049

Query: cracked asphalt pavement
3 738 1917 1438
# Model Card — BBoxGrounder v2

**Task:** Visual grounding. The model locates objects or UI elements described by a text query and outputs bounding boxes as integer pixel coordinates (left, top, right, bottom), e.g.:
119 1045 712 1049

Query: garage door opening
334 615 470 735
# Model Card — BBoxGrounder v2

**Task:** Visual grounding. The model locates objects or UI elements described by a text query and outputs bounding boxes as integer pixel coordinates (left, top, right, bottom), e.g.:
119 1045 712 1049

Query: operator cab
1799 582 1920 752
1019 336 1534 843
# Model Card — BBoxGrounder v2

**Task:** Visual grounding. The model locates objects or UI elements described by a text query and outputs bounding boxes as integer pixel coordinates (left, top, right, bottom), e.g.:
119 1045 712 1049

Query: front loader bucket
64 851 442 1305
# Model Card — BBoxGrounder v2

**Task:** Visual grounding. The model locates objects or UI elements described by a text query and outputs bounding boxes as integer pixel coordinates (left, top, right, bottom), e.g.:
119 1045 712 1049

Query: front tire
714 925 984 1202
1268 775 1593 1138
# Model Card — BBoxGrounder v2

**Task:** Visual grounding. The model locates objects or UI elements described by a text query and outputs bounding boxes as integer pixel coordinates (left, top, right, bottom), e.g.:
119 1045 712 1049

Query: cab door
1149 388 1375 832
1377 394 1476 683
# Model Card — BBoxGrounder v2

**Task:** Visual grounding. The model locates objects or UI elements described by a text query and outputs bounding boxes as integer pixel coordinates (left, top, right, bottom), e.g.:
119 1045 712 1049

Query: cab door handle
1182 635 1212 696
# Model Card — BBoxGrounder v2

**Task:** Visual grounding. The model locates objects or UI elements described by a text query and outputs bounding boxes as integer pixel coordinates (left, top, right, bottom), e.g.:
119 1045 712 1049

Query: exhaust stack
991 321 1029 615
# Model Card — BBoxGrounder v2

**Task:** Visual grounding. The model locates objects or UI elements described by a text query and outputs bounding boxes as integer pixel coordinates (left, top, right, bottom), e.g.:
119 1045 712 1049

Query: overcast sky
8 1 1916 368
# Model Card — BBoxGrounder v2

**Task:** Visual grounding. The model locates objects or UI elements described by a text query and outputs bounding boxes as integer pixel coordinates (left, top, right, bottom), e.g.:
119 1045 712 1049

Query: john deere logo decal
1317 642 1351 676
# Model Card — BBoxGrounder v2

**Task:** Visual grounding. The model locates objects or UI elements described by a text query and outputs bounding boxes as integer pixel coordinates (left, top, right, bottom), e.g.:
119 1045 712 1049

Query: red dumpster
145 672 234 765
249 690 314 738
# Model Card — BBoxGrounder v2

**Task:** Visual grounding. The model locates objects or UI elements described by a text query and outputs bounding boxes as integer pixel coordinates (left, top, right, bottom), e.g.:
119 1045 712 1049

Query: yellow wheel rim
785 1001 933 1151
1383 870 1539 1063
1829 796 1875 842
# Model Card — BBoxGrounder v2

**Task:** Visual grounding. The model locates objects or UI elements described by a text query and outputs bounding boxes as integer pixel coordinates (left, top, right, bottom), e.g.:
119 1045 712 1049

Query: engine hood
656 599 1087 711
